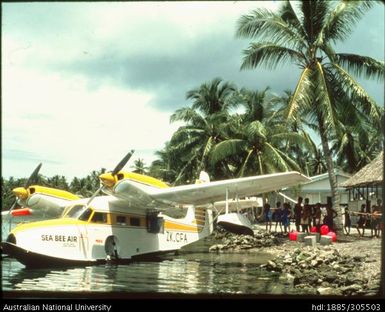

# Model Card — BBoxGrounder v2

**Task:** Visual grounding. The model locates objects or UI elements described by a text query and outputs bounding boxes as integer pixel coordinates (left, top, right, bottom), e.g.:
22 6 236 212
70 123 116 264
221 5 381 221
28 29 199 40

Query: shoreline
207 226 382 296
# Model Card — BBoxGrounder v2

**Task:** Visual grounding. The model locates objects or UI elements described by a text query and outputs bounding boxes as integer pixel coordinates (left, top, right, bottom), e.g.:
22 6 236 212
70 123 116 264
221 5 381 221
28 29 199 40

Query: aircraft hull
1 242 178 268
2 206 213 268
1 242 98 268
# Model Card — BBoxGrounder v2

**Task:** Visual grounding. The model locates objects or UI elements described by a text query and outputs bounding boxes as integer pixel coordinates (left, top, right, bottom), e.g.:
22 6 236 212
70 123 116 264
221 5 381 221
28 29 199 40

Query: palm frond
170 107 205 126
321 0 373 44
287 67 313 118
247 121 266 140
263 143 290 172
210 139 246 165
241 42 305 70
335 53 384 81
300 0 329 44
331 63 381 120
200 136 214 170
271 132 312 151
314 61 338 132
279 0 308 42
239 149 254 177
236 8 306 49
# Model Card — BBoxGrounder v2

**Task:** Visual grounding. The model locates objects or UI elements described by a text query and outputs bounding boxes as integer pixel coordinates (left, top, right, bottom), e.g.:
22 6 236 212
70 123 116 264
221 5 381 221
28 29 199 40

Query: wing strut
276 191 297 204
225 188 229 215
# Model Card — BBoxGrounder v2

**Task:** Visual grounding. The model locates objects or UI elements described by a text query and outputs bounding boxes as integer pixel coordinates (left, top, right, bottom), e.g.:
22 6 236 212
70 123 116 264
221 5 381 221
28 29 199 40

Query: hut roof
341 152 383 188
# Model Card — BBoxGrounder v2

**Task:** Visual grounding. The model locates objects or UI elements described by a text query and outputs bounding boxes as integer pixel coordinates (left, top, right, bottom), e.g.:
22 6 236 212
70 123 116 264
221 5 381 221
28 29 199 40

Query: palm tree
210 114 306 177
234 87 272 122
236 0 384 229
149 142 178 183
273 89 320 176
131 159 148 174
169 108 230 183
186 77 236 115
168 78 237 183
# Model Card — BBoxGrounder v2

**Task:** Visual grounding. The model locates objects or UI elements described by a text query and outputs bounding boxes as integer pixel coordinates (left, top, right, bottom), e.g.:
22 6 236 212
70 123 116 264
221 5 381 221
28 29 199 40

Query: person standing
281 202 291 233
323 203 338 232
273 201 283 233
343 206 351 235
371 204 381 238
356 204 367 237
263 203 272 232
313 203 322 233
294 197 303 232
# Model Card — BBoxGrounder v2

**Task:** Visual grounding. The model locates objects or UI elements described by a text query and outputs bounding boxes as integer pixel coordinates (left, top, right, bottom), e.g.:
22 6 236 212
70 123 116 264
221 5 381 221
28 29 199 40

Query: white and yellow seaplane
1 151 310 268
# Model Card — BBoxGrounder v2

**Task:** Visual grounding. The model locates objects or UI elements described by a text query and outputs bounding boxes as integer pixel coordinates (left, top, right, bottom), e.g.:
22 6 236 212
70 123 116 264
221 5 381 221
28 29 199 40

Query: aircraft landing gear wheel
105 236 120 260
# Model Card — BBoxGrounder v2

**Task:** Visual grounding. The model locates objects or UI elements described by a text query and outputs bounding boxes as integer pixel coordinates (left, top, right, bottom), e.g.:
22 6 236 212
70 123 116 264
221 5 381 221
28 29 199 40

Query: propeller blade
24 163 42 188
87 150 133 207
86 186 103 207
111 150 134 176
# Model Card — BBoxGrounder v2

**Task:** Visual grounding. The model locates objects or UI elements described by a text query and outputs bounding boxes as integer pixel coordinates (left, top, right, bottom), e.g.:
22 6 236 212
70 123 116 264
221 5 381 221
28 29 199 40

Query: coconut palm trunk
317 111 342 232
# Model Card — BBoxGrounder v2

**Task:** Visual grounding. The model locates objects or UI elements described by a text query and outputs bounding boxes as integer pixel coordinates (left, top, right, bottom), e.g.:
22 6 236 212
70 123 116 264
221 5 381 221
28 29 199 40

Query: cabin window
116 215 126 225
79 208 93 221
130 217 141 226
65 205 87 219
91 212 108 223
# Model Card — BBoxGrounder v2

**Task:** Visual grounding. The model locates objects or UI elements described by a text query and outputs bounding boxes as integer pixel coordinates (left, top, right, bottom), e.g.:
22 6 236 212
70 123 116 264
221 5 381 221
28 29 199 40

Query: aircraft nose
99 173 117 188
12 187 29 200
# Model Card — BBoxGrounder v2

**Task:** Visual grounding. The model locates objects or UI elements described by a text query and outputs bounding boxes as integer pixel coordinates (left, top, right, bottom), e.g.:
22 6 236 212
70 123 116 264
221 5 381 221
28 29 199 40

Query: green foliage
1 168 107 211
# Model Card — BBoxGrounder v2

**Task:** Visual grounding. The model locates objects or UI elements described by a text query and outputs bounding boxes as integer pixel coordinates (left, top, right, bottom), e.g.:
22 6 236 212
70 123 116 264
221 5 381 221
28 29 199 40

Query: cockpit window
64 205 87 219
79 208 93 221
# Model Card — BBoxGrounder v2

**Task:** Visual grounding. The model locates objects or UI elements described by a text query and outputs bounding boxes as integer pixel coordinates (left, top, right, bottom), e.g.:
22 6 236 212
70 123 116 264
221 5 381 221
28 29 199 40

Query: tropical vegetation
2 1 383 226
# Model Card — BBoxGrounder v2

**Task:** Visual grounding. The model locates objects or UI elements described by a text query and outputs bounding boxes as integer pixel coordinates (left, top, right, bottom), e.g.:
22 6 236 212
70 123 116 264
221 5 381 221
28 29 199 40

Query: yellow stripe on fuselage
28 185 80 200
12 218 87 234
117 172 169 189
164 220 203 232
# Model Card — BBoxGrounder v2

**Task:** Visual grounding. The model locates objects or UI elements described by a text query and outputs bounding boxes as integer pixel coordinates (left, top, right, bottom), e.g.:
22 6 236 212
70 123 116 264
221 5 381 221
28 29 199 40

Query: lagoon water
1 218 299 296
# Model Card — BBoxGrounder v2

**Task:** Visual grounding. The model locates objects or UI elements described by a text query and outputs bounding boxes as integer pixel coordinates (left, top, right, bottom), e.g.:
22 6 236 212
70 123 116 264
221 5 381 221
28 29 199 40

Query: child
356 204 367 237
343 206 351 235
281 202 291 233
273 201 283 233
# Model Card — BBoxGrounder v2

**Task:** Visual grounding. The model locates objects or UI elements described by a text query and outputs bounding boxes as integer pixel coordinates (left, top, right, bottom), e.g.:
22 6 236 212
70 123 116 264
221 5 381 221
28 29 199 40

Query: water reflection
3 249 287 295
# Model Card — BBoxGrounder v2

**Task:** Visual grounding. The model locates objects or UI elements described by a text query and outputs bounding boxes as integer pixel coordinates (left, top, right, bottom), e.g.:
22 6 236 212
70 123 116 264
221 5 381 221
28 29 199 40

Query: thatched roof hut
341 152 383 188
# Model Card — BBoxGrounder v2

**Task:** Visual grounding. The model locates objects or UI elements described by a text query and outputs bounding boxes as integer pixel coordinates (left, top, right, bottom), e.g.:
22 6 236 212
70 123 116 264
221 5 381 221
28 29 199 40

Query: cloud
2 1 384 180
2 65 180 179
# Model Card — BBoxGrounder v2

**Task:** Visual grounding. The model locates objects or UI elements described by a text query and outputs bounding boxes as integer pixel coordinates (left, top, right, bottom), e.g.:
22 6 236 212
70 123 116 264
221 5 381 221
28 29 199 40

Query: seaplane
1 151 310 268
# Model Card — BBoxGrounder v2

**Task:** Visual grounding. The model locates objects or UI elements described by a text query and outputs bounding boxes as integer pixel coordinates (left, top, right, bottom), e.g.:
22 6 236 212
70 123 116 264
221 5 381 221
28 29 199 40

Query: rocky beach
206 226 382 296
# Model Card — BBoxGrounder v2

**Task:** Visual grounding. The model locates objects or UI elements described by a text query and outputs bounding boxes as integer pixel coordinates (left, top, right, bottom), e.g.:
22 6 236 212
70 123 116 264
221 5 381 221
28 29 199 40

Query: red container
327 231 337 242
320 225 329 235
310 226 317 233
289 231 298 241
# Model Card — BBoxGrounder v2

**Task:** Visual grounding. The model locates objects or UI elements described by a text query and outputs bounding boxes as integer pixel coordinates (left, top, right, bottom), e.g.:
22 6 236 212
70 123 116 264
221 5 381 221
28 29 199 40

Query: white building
273 170 351 205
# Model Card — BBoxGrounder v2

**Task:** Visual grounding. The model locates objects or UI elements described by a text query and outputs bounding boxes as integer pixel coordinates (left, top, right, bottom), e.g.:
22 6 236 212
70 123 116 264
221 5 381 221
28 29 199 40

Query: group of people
260 196 383 238
261 197 337 234
344 199 383 238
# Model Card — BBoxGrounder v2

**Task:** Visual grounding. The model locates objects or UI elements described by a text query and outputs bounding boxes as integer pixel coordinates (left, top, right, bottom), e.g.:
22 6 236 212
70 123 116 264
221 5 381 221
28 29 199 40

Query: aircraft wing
107 171 310 208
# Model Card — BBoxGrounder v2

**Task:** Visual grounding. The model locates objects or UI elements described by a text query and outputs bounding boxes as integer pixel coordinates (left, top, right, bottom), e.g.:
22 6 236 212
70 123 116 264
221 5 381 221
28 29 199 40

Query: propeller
86 150 135 207
111 150 135 176
8 163 42 231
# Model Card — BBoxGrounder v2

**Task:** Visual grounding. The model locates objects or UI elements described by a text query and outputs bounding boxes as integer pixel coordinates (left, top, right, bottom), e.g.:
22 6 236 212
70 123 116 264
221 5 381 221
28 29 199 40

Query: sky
2 1 384 181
